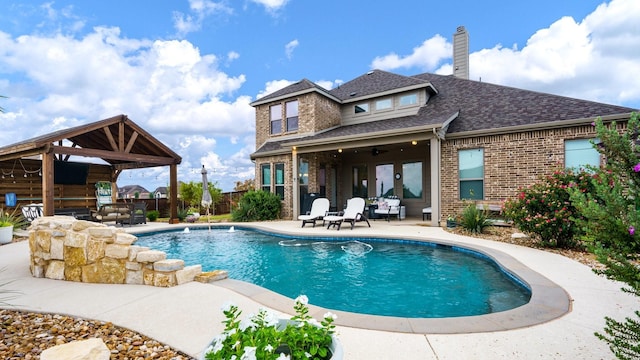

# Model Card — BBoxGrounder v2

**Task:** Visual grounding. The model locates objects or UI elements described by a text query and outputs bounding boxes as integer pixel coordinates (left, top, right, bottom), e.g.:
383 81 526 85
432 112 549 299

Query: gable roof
329 70 437 102
0 114 182 169
251 70 637 157
250 79 338 106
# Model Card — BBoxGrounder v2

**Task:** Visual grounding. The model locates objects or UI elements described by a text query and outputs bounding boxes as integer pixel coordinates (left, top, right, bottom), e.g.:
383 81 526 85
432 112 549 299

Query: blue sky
0 0 639 192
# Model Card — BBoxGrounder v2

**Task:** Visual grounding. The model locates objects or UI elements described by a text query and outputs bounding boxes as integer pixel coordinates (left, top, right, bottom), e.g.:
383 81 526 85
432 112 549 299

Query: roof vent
349 92 357 97
367 70 374 75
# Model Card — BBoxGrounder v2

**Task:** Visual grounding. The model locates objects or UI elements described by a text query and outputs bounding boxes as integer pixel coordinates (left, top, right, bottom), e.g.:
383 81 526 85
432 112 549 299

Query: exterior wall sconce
411 140 418 145
338 149 343 153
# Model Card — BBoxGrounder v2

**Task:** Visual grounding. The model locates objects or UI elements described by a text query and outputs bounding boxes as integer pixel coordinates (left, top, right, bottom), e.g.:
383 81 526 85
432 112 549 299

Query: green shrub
177 208 188 222
503 168 595 248
459 203 490 234
232 190 282 222
568 114 640 359
146 210 159 222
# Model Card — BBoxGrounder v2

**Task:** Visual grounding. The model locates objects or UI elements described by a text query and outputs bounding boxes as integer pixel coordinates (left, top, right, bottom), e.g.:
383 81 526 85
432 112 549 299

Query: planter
201 319 343 360
0 225 14 244
446 220 457 228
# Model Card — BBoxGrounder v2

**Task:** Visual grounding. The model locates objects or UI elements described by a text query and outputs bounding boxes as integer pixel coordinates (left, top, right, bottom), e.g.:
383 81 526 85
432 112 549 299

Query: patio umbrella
201 165 212 230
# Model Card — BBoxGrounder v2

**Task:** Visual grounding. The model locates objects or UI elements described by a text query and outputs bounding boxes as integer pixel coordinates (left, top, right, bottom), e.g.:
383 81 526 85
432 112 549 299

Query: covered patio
0 114 182 222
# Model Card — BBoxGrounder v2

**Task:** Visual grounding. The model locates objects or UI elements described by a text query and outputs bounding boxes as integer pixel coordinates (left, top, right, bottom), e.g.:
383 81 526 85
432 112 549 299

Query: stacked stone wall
28 217 203 287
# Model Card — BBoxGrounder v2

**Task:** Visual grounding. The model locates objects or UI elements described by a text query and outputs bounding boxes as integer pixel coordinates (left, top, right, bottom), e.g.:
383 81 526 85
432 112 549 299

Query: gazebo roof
0 114 181 169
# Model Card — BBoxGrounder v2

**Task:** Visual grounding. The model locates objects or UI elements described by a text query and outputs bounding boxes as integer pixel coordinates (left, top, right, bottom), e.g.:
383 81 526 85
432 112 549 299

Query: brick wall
440 124 601 222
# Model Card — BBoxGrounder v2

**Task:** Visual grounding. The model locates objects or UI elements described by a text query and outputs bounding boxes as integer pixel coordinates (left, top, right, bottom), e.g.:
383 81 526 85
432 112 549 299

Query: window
376 164 394 197
354 103 369 114
459 149 484 200
261 164 271 192
275 163 285 200
399 93 418 106
352 165 368 198
286 101 298 132
402 162 422 198
565 139 600 170
375 98 392 111
270 104 282 134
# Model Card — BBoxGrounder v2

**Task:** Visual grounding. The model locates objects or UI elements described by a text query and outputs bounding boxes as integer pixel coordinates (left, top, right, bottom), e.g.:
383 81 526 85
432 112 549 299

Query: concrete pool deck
1 219 638 359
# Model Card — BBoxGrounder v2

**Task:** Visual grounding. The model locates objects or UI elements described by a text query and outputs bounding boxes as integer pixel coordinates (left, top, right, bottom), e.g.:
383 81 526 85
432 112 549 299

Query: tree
179 181 222 211
0 95 6 113
234 179 255 191
569 112 640 359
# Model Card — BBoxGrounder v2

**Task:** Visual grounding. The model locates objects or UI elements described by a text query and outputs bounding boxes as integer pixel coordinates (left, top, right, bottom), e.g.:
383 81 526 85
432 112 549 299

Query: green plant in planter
205 295 338 360
0 207 27 229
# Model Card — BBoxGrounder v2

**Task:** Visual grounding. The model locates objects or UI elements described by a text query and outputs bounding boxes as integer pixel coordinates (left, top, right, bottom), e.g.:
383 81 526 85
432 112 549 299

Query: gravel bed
0 309 195 360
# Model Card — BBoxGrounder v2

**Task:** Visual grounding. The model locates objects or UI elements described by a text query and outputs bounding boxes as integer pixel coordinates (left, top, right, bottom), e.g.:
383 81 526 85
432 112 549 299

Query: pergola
0 114 182 221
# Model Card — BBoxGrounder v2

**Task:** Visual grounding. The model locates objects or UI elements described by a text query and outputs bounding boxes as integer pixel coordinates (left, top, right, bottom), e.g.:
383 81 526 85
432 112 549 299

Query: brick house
250 27 637 225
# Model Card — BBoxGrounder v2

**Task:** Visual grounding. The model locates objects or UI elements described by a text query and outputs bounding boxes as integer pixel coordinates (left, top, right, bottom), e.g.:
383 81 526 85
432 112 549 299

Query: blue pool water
134 227 531 318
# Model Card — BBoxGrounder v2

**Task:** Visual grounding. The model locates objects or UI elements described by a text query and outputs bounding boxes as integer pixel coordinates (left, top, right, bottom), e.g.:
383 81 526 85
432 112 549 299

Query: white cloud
371 0 640 108
371 35 451 71
173 0 233 37
251 0 290 12
256 79 295 99
0 25 255 191
285 39 299 60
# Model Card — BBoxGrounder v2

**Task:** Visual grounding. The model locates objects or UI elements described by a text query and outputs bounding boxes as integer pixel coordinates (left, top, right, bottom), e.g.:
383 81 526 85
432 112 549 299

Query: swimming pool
135 227 531 318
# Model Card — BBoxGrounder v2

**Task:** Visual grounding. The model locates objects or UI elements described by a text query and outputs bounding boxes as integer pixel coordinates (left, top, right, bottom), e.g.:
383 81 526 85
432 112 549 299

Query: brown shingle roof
329 70 434 101
251 79 332 105
412 73 636 133
252 71 637 156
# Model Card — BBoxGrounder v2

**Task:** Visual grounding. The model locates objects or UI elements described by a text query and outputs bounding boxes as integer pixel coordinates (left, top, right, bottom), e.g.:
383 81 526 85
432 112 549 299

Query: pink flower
633 163 640 173
630 226 635 236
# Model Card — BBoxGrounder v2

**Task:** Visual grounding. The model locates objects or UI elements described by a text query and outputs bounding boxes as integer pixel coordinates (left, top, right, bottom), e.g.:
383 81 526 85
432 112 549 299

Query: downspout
292 148 298 219
430 128 441 227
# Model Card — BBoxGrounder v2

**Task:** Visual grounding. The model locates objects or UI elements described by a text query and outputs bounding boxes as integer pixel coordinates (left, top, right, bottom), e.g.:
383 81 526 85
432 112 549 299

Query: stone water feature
28 216 211 287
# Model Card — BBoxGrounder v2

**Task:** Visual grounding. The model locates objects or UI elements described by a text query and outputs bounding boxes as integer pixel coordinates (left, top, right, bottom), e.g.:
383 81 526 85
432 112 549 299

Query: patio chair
374 198 402 221
298 198 330 227
325 197 371 230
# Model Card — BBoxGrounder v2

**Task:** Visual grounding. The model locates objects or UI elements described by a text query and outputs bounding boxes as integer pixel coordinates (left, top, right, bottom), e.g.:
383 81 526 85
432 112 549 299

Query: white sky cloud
251 0 289 12
373 0 640 107
285 39 299 60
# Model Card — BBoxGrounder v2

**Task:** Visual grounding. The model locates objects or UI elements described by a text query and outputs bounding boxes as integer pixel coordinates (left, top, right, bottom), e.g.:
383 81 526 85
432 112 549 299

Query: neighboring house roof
154 186 168 194
118 184 149 198
252 70 637 157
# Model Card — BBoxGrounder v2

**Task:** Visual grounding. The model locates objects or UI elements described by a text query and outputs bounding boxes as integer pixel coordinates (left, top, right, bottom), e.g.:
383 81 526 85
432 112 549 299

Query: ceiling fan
371 147 389 156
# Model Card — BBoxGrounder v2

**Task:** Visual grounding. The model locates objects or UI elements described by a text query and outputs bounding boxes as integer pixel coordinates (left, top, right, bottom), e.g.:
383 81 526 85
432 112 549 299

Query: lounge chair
298 198 330 227
325 197 371 230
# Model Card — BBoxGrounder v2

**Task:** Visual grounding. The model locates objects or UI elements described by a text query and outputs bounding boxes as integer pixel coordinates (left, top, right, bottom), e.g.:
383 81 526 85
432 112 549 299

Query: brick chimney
453 26 469 79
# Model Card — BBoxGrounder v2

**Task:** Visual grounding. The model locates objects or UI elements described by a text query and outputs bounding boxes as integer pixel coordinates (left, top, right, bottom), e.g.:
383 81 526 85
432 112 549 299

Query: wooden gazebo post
41 150 55 216
169 163 179 223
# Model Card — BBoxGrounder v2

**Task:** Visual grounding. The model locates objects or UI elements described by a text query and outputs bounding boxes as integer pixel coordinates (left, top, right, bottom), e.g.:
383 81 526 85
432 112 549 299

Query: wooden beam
50 145 179 165
119 122 125 152
103 127 118 152
124 131 138 153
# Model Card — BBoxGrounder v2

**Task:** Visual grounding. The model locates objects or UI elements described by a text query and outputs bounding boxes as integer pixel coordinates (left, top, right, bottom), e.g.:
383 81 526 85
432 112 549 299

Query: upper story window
354 103 369 114
286 101 299 132
375 98 392 111
399 93 418 106
270 104 282 134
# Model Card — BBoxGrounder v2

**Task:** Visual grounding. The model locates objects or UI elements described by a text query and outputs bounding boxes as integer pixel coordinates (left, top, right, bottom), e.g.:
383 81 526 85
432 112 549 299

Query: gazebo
0 114 182 222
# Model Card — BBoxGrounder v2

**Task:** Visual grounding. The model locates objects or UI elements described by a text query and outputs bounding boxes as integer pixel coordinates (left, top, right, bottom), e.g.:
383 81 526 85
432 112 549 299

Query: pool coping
130 222 572 335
